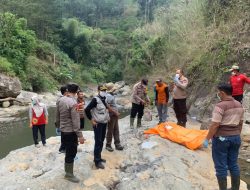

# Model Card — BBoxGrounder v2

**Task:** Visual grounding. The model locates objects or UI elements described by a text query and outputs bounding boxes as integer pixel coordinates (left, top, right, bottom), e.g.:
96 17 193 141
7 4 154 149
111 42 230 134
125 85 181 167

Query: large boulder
0 74 22 98
16 91 38 105
114 81 125 89
188 96 215 122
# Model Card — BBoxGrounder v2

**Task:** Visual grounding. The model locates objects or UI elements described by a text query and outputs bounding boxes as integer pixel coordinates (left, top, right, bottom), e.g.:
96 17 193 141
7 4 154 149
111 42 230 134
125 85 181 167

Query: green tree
0 12 36 75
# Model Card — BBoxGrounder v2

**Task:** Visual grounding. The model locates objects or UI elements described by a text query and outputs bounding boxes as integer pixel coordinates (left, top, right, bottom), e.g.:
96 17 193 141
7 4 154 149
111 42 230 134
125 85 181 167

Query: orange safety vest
155 83 168 104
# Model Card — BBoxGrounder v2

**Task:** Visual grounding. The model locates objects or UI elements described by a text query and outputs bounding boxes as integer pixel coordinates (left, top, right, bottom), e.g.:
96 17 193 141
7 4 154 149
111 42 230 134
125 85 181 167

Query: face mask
231 72 236 76
31 100 36 105
217 93 221 101
175 74 180 78
99 91 106 97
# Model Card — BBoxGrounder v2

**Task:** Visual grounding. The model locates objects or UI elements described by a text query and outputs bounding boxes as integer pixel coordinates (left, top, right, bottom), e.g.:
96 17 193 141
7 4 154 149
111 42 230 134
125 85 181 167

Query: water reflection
0 107 129 159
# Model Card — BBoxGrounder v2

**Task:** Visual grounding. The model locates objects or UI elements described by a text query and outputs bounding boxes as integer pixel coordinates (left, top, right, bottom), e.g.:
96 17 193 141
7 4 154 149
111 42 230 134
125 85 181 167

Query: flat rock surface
0 109 248 190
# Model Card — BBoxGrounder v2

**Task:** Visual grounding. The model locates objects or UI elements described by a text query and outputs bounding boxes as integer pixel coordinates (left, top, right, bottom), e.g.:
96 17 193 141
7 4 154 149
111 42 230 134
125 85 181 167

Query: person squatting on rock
29 96 48 147
130 79 150 129
229 65 250 104
55 85 68 153
56 83 85 183
105 86 124 152
154 79 169 124
85 85 118 169
172 69 188 127
77 90 85 130
203 83 244 190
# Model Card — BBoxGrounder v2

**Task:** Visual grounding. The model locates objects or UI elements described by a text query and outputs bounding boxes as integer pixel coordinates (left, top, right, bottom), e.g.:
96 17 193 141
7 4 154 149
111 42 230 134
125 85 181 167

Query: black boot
100 158 106 163
95 162 105 169
115 144 124 151
64 163 80 183
231 176 240 190
130 118 135 129
137 118 142 128
217 177 227 190
106 145 114 152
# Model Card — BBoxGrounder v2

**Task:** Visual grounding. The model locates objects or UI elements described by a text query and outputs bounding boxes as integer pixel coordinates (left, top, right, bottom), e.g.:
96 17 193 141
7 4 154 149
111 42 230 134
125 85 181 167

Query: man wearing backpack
85 85 119 169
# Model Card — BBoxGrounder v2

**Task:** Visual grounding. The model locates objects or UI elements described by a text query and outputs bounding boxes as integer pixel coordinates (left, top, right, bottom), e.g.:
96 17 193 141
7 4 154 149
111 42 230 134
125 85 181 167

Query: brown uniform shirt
131 82 149 105
56 96 83 138
173 76 188 99
212 97 244 137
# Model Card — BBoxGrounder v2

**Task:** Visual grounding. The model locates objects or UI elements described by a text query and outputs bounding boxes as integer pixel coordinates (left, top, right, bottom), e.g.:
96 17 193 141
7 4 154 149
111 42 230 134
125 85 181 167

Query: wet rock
0 74 22 98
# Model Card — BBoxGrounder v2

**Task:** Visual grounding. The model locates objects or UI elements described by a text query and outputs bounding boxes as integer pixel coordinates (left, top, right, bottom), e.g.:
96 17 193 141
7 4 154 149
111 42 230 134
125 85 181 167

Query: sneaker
115 145 124 151
35 144 40 148
100 158 106 163
43 144 47 147
95 162 105 169
106 146 114 152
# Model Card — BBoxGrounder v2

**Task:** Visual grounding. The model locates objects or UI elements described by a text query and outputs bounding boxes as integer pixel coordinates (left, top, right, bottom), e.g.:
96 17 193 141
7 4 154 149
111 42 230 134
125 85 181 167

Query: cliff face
0 108 248 190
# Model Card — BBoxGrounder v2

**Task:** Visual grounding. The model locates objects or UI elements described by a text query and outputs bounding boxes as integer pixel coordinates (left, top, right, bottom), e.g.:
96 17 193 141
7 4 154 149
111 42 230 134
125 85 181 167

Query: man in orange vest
154 79 169 124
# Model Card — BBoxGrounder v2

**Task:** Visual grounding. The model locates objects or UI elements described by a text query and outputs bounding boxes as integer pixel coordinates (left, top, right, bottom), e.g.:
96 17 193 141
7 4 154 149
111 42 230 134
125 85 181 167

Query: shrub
0 57 15 75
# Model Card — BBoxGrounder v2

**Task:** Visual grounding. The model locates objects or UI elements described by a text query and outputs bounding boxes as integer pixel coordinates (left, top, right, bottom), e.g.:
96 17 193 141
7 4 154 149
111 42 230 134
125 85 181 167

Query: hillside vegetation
0 0 249 93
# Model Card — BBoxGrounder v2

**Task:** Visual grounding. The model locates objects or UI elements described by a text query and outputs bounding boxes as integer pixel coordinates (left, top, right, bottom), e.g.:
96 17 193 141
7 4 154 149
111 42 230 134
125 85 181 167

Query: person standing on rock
29 96 48 147
204 83 244 190
154 79 169 124
77 90 85 130
55 85 68 153
229 65 250 103
130 79 150 129
57 83 85 183
172 69 188 127
105 86 124 152
85 85 118 169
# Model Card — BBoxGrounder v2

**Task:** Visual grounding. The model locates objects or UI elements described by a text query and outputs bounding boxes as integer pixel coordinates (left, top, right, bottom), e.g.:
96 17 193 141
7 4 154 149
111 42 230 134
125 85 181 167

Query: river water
0 107 129 159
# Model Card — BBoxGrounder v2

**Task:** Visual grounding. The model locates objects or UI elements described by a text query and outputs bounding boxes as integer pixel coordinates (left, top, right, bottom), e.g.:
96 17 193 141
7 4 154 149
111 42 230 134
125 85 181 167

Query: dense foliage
0 0 249 92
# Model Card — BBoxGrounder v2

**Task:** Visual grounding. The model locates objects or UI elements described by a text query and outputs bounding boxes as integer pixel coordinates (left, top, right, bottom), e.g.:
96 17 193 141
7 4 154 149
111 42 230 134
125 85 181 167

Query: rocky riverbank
0 90 59 124
0 108 248 190
0 81 132 124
